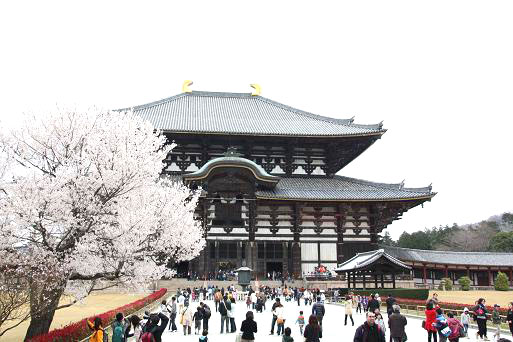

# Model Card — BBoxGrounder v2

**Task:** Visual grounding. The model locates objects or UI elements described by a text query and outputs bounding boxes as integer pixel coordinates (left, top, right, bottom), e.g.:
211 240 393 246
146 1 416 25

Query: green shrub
438 278 453 291
351 288 429 300
494 271 510 291
458 276 471 291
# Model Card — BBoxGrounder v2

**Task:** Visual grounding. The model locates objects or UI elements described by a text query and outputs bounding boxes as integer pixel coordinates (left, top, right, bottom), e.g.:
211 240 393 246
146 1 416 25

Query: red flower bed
395 297 509 315
29 288 167 342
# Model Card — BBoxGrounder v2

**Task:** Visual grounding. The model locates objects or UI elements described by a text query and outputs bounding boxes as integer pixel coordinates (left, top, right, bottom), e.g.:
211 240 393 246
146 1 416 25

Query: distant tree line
379 212 513 253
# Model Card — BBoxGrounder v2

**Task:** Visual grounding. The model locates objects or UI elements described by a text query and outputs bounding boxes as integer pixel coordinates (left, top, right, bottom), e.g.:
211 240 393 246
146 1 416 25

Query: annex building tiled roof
383 246 513 267
255 176 434 201
335 249 410 272
124 91 385 137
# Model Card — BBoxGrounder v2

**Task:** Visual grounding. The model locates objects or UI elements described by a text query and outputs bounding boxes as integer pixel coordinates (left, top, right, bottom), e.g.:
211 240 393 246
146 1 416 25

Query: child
460 308 470 338
492 304 502 341
374 310 386 334
282 327 294 342
192 306 203 335
295 310 305 334
199 329 208 342
246 294 251 309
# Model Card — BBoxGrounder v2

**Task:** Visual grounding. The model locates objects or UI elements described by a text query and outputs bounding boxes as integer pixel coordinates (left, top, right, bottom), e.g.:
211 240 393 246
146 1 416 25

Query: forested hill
380 212 513 253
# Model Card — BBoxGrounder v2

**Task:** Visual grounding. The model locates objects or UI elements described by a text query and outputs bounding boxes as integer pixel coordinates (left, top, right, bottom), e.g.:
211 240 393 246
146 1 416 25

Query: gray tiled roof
335 249 410 272
124 91 385 137
256 176 434 201
383 246 513 267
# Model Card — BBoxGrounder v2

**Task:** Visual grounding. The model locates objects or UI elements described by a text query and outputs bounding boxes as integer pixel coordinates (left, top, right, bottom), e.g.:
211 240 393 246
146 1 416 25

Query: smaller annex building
383 246 513 287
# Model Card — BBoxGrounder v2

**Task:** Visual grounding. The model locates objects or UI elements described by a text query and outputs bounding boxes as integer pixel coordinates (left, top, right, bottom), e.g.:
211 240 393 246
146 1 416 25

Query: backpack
140 331 155 342
112 322 124 342
184 296 190 307
204 305 211 319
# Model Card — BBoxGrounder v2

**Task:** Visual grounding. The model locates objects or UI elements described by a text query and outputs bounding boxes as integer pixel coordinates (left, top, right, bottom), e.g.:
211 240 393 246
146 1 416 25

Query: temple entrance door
176 261 189 278
266 262 283 276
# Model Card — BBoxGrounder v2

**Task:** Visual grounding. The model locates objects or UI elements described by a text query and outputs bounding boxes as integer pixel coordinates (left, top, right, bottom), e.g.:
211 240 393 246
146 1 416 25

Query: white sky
1 1 512 239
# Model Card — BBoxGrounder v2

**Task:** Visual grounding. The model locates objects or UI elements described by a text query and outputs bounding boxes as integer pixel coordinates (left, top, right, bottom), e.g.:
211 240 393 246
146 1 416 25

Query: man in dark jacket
269 298 281 335
312 297 326 326
388 305 407 342
219 295 231 333
354 312 386 342
143 312 169 342
385 294 396 317
200 301 211 331
367 294 380 314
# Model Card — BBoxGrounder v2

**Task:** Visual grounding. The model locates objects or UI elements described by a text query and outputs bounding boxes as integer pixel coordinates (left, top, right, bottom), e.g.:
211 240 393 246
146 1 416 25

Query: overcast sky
1 1 512 239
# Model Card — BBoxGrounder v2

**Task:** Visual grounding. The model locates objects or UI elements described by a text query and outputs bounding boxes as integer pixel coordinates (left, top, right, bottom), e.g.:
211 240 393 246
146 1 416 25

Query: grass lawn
2 293 146 342
429 290 513 307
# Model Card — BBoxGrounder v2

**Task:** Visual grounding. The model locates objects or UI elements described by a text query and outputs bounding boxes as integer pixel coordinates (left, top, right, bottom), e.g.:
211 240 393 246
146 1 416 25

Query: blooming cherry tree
0 108 204 339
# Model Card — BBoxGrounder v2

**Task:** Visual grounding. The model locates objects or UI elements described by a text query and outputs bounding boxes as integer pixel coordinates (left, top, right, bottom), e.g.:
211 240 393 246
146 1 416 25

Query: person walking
425 300 439 342
312 297 326 326
434 308 452 342
193 306 203 335
168 297 178 332
459 308 470 338
446 312 463 342
200 301 211 332
386 294 397 318
345 297 355 326
492 304 502 341
296 310 305 335
368 295 380 315
219 295 231 334
474 298 489 341
87 317 104 342
282 327 294 342
276 302 286 336
112 312 130 342
143 312 169 342
388 305 407 342
127 315 144 342
180 304 193 336
353 311 386 342
240 311 258 342
270 298 282 335
507 302 513 337
229 297 237 333
304 315 322 342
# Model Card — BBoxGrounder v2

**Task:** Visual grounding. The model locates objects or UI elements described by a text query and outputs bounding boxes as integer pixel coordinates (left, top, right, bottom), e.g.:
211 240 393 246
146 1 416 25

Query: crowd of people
84 286 513 342
424 293 513 342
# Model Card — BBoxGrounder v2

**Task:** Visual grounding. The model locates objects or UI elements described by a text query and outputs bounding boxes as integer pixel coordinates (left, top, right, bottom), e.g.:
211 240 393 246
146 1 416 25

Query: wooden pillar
363 272 367 289
444 265 448 278
353 272 356 289
423 265 427 285
236 241 242 268
374 274 378 289
466 267 470 278
509 268 513 286
488 268 493 286
347 272 350 288
380 274 384 289
392 272 396 289
291 242 301 279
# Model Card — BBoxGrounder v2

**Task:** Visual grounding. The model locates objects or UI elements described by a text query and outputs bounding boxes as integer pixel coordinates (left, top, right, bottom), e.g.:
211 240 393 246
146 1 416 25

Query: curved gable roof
123 91 386 137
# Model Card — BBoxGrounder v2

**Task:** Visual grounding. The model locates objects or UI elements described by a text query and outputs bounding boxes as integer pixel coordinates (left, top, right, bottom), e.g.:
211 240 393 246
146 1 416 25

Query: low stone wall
157 279 415 292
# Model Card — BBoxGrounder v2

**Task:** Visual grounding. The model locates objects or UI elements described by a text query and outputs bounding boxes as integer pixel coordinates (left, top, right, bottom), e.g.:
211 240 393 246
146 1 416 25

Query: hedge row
29 288 167 342
350 289 429 300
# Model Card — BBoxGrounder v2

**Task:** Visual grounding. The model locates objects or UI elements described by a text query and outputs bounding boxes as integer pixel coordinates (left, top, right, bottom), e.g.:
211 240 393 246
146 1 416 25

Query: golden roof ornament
250 83 261 96
182 80 193 93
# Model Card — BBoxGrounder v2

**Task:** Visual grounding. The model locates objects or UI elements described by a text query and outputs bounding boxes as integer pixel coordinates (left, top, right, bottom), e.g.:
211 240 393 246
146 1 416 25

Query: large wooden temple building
129 83 436 279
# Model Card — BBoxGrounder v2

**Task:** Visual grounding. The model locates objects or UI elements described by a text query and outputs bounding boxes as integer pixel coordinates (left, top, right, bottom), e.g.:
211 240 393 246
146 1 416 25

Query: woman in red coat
425 300 438 342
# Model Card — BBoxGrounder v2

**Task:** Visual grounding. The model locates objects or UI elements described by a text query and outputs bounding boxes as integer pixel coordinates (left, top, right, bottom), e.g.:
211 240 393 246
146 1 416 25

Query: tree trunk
24 279 66 341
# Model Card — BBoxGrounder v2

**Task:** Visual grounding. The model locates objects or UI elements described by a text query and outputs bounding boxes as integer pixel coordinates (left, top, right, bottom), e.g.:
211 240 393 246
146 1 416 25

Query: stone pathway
156 298 510 341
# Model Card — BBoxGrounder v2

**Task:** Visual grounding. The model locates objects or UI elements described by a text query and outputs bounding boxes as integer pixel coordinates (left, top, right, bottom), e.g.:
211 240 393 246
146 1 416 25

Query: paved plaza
155 298 507 342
